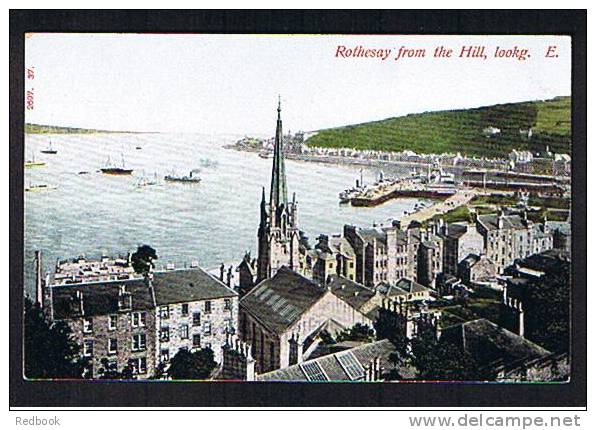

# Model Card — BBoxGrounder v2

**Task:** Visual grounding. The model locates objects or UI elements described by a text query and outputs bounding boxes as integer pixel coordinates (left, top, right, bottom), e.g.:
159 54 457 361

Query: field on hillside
306 97 571 158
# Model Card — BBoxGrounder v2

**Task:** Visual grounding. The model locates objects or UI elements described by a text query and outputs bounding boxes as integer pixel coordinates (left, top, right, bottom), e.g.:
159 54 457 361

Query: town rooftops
50 267 237 319
546 221 571 236
240 267 327 334
477 213 527 231
151 267 237 306
327 275 376 312
444 222 472 239
51 279 154 320
394 278 428 295
441 318 550 368
256 339 408 381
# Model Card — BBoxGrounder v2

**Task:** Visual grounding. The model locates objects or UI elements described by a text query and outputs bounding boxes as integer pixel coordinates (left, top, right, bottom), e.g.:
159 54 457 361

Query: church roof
240 267 327 334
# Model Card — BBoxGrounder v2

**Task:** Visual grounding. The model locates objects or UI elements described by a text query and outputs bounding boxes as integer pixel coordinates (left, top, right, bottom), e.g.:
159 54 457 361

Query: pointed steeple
270 95 288 208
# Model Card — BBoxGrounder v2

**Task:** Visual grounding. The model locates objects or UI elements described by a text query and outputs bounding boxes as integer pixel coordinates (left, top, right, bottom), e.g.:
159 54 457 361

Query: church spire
270 95 288 208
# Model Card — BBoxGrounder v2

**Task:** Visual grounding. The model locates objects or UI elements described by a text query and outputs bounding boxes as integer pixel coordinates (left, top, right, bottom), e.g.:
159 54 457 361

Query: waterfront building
257 99 301 282
238 267 373 374
45 266 238 379
311 234 357 285
47 254 139 286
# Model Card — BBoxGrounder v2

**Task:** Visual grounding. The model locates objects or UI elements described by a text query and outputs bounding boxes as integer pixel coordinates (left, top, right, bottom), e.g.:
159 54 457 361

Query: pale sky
24 34 571 134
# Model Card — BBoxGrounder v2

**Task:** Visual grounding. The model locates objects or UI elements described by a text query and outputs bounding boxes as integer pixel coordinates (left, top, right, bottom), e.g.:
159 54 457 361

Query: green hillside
25 123 139 134
306 96 571 158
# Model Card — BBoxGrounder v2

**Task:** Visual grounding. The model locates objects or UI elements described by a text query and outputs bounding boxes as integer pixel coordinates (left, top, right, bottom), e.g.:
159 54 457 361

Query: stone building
46 266 238 379
311 234 356 286
238 267 374 374
343 225 390 288
440 221 484 276
151 268 238 367
417 234 443 289
49 279 157 378
546 221 571 253
476 211 553 273
458 253 497 284
257 99 301 282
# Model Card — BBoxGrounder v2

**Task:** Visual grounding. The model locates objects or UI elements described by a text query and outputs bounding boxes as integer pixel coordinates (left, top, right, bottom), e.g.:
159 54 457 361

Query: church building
256 98 301 283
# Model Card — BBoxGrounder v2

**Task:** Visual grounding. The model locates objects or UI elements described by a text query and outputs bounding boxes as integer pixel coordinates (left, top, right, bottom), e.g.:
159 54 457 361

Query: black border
9 9 587 408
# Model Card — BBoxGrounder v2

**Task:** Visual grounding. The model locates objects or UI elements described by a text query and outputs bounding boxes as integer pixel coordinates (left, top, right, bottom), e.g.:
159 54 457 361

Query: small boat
40 141 57 154
101 154 133 175
136 172 159 188
78 171 90 175
164 170 201 183
135 146 142 150
25 152 45 168
25 183 56 192
258 151 273 159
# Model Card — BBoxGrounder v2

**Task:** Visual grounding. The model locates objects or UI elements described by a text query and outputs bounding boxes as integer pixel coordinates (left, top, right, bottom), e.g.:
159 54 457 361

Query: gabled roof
441 319 550 367
477 214 527 231
395 278 428 294
358 228 387 245
327 275 376 312
152 268 237 306
240 267 327 335
256 339 409 381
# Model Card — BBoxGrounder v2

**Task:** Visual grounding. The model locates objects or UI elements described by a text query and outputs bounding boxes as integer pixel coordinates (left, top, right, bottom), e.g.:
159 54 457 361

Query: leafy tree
409 326 484 381
336 323 375 343
131 245 158 276
167 348 217 380
97 358 134 380
24 296 87 379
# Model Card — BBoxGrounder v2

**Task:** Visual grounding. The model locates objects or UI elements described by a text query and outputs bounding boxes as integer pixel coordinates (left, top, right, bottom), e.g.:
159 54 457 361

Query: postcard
21 32 573 385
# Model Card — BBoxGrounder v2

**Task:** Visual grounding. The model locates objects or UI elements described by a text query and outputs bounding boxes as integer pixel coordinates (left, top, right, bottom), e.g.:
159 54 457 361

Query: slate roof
327 275 376 312
256 339 411 381
441 319 551 368
444 223 469 239
394 278 428 294
51 279 154 320
477 214 527 231
50 267 237 319
240 267 327 334
358 228 387 245
151 268 237 306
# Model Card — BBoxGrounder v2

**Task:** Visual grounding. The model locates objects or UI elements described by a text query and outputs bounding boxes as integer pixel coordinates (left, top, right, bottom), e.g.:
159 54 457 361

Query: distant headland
25 123 155 135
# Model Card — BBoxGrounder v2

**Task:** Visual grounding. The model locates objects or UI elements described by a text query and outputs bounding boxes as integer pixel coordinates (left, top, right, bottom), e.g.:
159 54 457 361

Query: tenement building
256 99 301 283
476 211 553 273
45 266 238 379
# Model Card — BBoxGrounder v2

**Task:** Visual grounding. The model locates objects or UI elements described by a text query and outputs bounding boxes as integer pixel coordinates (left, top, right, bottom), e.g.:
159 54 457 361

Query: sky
24 34 571 135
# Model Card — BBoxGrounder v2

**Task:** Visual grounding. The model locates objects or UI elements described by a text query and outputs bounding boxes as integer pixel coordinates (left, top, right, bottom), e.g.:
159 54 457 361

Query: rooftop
477 214 528 231
327 275 376 312
256 339 410 381
151 268 237 306
240 267 327 334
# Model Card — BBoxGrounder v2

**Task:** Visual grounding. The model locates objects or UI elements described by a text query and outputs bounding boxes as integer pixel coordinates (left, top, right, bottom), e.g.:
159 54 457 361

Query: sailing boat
40 140 57 154
101 153 133 175
135 171 158 188
25 151 45 168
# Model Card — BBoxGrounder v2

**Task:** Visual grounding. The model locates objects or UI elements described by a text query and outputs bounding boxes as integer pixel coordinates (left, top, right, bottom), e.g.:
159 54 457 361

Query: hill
305 96 571 158
25 123 141 134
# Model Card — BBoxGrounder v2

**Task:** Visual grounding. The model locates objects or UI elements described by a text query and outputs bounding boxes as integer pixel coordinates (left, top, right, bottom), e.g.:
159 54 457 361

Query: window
192 334 201 348
224 318 235 334
180 325 189 339
181 303 189 316
132 312 146 327
224 299 231 310
83 339 94 357
204 301 212 314
160 349 170 363
192 312 201 326
159 306 170 319
160 327 170 342
108 315 117 331
203 322 212 335
132 333 146 351
106 359 118 372
108 338 118 355
83 317 93 333
129 357 147 375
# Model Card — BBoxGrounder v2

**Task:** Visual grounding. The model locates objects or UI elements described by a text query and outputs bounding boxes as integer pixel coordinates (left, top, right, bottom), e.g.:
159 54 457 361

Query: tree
335 323 375 343
131 245 158 276
24 296 87 379
96 358 134 380
167 348 217 380
409 327 483 381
